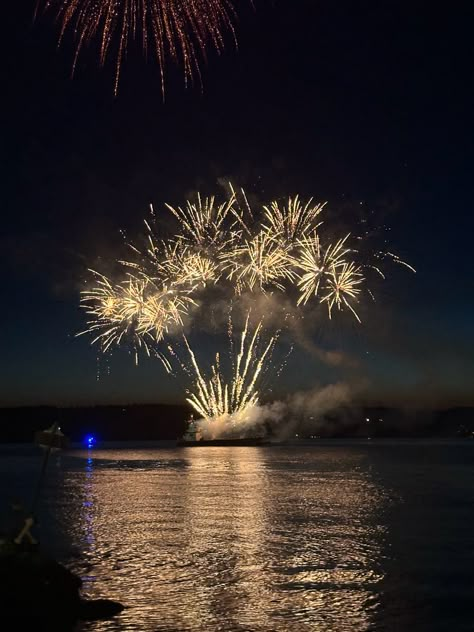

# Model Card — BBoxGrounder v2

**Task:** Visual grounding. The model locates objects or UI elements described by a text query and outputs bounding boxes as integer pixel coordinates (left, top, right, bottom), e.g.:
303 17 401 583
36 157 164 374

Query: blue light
85 435 96 448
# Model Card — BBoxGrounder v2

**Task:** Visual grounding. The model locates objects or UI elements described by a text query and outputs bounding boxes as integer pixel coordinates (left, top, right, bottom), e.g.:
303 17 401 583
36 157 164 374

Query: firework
77 272 151 361
321 261 364 322
165 190 246 252
222 231 296 293
78 188 414 424
36 0 240 95
262 196 325 243
295 233 352 306
122 190 246 288
161 240 220 288
78 270 195 363
183 315 277 426
138 284 196 339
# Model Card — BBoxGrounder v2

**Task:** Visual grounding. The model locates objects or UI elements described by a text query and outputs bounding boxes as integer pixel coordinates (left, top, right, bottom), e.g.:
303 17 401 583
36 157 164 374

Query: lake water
1 441 473 631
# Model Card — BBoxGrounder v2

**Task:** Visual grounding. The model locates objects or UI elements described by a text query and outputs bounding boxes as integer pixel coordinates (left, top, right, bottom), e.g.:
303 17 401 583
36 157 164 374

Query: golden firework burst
295 233 352 306
222 231 296 293
262 196 325 243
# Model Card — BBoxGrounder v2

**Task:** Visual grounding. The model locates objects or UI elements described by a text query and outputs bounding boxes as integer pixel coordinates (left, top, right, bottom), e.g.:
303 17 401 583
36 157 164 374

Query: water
1 441 473 631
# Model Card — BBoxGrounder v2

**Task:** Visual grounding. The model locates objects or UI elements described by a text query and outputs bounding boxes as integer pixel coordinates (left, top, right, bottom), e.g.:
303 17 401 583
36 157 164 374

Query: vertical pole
31 422 59 515
31 444 52 516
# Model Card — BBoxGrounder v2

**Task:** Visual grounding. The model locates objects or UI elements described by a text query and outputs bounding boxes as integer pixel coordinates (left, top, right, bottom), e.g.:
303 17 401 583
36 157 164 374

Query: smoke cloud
196 381 358 440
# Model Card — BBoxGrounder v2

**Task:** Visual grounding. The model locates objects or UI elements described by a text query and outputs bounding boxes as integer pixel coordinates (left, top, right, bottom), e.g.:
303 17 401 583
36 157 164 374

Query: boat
34 423 70 450
177 437 270 447
177 416 270 447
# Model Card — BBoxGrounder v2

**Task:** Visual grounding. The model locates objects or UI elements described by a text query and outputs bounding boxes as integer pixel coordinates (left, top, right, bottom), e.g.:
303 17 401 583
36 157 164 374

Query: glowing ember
36 0 242 95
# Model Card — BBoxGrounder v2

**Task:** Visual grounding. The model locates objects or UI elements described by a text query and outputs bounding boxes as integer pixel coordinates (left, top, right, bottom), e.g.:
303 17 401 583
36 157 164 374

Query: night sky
2 1 473 408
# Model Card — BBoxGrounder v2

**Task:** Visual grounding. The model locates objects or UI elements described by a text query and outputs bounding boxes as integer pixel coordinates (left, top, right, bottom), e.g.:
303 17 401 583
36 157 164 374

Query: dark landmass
0 404 191 444
296 406 474 440
0 405 473 444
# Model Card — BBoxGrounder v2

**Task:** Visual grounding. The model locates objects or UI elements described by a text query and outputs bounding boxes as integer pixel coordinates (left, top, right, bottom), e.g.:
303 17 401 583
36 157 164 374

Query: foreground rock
0 544 124 629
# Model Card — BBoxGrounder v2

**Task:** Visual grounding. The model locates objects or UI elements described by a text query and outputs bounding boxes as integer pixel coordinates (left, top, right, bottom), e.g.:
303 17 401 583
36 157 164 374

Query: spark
36 0 240 95
386 251 417 273
222 231 296 293
122 186 252 285
137 283 196 340
78 270 195 363
161 240 220 287
77 272 152 362
120 210 165 278
321 262 364 322
295 233 353 306
262 196 325 243
183 315 277 424
165 191 244 252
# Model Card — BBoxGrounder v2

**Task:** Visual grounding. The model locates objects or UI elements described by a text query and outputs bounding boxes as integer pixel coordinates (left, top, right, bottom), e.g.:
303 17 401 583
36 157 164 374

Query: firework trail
386 251 416 273
182 314 278 431
36 0 241 95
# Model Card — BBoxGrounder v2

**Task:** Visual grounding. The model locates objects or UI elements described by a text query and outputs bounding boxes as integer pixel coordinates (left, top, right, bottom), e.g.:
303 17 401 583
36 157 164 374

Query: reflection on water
2 443 473 630
46 447 388 631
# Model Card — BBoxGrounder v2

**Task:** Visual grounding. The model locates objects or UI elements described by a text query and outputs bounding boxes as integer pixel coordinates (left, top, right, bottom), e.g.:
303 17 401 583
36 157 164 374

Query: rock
79 598 125 620
0 545 123 627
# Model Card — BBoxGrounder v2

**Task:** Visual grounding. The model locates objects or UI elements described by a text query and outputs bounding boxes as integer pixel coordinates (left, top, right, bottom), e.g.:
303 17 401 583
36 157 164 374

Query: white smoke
196 403 284 439
196 382 356 440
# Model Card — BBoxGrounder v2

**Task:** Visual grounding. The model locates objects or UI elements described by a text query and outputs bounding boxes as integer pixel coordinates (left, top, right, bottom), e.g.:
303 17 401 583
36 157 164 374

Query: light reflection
83 456 95 547
178 448 269 629
265 449 385 631
54 447 387 631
